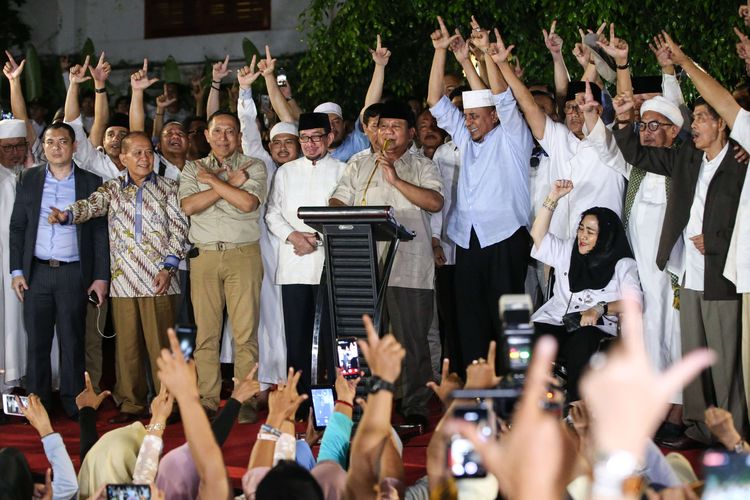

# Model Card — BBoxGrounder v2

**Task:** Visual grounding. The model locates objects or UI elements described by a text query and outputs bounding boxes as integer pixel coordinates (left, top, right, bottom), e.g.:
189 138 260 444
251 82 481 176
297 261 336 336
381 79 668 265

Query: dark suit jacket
614 126 746 300
9 164 110 287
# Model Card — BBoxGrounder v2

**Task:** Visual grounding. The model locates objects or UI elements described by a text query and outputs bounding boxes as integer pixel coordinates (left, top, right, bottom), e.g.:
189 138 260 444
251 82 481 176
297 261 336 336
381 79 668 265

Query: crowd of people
1 4 750 498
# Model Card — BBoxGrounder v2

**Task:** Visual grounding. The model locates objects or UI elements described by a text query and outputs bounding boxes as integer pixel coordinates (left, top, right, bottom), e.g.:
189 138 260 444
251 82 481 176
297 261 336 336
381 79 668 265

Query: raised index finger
98 51 105 67
166 327 181 357
437 16 448 35
361 314 379 348
376 34 381 50
265 44 272 61
222 54 230 68
5 50 16 65
550 20 556 34
609 22 616 41
596 22 607 35
142 58 148 73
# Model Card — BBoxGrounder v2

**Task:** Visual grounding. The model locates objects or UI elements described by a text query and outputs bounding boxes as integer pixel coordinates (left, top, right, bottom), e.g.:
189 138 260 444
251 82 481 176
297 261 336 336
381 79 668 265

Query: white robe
586 120 682 398
0 167 26 389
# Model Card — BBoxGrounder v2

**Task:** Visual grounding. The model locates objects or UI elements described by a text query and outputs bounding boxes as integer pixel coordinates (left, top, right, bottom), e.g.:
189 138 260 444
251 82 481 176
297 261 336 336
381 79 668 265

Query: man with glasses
0 125 28 175
266 112 345 410
178 110 267 422
9 122 109 418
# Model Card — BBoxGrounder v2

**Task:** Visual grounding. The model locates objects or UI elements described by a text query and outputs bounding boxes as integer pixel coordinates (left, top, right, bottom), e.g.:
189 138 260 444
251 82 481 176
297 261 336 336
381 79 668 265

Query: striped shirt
67 172 189 297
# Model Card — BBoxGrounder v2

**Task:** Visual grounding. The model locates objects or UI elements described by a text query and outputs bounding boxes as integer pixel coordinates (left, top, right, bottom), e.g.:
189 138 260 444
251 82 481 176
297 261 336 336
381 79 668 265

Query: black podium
297 206 414 385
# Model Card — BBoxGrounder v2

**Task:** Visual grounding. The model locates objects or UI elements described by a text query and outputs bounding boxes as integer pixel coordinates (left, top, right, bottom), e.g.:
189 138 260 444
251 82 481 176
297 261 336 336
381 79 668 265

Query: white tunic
530 233 642 336
725 108 750 293
0 166 26 388
429 141 461 265
538 117 625 239
265 154 346 285
586 119 681 373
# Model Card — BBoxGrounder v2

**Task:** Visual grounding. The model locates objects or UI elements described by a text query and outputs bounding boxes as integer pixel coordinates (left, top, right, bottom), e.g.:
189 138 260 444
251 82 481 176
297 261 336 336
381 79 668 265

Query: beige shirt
178 151 267 245
331 150 443 290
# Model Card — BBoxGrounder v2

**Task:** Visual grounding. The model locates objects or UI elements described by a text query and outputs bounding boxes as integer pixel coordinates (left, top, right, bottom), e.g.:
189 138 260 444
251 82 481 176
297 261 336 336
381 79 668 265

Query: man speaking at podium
330 101 443 427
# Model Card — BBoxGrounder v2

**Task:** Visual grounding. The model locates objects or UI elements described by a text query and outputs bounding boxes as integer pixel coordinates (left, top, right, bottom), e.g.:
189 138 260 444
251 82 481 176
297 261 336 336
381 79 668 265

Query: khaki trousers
190 244 262 410
111 295 177 413
84 299 108 393
680 288 748 443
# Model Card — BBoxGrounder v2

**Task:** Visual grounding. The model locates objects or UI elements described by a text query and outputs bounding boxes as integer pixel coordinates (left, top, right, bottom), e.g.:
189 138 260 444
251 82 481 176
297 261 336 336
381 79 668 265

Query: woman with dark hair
530 180 642 401
0 448 34 500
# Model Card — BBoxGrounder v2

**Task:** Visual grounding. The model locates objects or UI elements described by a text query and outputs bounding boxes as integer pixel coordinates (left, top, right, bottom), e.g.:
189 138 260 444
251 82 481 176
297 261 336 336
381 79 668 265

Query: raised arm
129 59 159 132
236 57 266 159
663 32 742 129
360 34 392 120
543 21 570 104
88 52 112 148
2 51 35 145
531 180 573 249
489 29 547 140
469 16 505 93
190 74 207 118
426 16 459 107
597 24 632 99
258 45 296 123
63 55 90 123
206 55 230 119
450 30 487 91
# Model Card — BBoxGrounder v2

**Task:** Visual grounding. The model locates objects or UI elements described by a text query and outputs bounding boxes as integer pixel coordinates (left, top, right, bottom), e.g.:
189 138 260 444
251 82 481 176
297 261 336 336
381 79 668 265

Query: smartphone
174 324 196 361
87 290 100 306
106 484 151 500
310 385 335 431
336 337 360 379
702 450 750 499
2 394 28 416
276 70 288 87
448 406 493 479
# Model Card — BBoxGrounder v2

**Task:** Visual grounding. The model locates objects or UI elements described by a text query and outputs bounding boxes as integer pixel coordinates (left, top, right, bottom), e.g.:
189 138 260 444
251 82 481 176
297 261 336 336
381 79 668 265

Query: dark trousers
24 261 87 417
455 227 530 371
177 269 194 325
535 322 609 403
281 284 333 399
435 264 462 377
387 286 434 417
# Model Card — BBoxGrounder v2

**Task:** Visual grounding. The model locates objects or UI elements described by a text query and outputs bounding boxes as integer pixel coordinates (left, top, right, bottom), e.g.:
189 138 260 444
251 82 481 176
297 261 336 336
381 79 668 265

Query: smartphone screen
106 484 151 500
310 385 335 430
336 337 360 379
3 394 28 416
174 324 196 361
276 74 288 87
703 450 750 499
448 407 492 479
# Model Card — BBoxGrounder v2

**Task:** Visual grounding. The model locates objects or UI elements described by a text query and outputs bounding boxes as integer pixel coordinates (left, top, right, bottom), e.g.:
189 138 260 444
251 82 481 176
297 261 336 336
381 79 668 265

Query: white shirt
265 154 346 285
430 90 533 249
725 108 750 292
430 141 461 265
683 142 729 291
65 115 121 180
530 233 642 335
538 117 625 239
153 153 182 182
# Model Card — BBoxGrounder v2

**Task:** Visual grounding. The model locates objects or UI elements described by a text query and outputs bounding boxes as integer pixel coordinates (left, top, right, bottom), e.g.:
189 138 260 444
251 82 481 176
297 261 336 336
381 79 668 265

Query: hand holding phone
448 406 493 479
2 394 28 416
174 324 196 361
336 337 360 379
310 385 335 430
106 484 151 499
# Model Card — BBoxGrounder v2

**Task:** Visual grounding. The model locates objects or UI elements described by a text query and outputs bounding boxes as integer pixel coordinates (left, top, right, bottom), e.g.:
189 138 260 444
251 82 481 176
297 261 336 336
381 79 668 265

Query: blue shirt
430 90 533 249
330 119 370 163
37 166 80 261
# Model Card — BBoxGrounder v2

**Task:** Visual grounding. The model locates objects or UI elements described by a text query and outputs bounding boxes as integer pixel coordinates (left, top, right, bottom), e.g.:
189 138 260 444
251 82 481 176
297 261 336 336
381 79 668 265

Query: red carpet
0 398 434 491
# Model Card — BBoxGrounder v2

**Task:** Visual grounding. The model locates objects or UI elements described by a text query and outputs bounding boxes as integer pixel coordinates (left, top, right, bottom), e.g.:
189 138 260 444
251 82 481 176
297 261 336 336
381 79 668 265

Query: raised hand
735 27 750 64
612 92 635 118
149 383 175 424
3 50 25 81
268 367 308 421
464 340 501 389
258 45 276 77
334 368 360 405
426 358 463 407
580 292 715 459
231 363 261 403
358 314 405 384
190 74 205 100
304 408 324 446
131 58 159 91
156 92 178 111
237 55 261 89
549 179 573 201
47 206 69 225
69 55 92 84
513 56 525 79
597 23 629 64
88 52 111 82
370 34 391 66
430 16 459 51
212 55 230 82
649 33 675 69
572 42 591 69
19 394 53 437
580 81 599 114
488 28 515 65
661 32 689 65
468 15 490 53
448 29 470 64
156 328 200 401
75 371 112 410
542 20 563 55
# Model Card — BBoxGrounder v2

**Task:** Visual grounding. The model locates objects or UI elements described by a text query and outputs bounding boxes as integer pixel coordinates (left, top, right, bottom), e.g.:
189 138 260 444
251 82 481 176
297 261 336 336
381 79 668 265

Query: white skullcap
314 102 343 117
462 89 494 109
640 96 684 129
270 122 299 140
0 119 26 139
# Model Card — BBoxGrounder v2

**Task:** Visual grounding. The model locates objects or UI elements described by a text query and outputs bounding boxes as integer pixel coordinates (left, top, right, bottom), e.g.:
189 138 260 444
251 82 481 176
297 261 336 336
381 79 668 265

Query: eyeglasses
299 134 325 143
563 104 581 114
636 120 673 132
1 142 27 153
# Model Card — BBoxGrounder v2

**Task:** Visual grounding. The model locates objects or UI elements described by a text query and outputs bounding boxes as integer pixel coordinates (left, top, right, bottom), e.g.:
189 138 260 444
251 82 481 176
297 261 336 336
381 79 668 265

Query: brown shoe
107 411 142 424
238 403 259 424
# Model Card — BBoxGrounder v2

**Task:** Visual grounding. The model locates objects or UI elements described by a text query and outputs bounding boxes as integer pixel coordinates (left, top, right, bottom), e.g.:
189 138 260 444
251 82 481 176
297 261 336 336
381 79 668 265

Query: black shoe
655 421 685 442
655 433 709 450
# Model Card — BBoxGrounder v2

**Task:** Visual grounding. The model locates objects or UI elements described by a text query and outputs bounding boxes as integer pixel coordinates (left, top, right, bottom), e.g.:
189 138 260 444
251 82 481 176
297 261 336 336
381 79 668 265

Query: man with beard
0 119 29 401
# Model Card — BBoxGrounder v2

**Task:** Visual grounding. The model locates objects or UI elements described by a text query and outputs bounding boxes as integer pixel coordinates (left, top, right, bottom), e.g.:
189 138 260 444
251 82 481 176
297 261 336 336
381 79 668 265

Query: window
145 0 271 39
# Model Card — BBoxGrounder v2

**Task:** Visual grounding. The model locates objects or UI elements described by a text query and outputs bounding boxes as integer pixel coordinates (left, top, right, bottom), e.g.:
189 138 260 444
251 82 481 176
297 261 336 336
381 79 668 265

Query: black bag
562 312 582 333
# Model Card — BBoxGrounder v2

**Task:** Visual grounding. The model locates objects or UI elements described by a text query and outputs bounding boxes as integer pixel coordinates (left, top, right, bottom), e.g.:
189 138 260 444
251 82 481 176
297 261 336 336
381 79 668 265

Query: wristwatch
160 265 177 277
594 301 608 317
368 376 396 395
